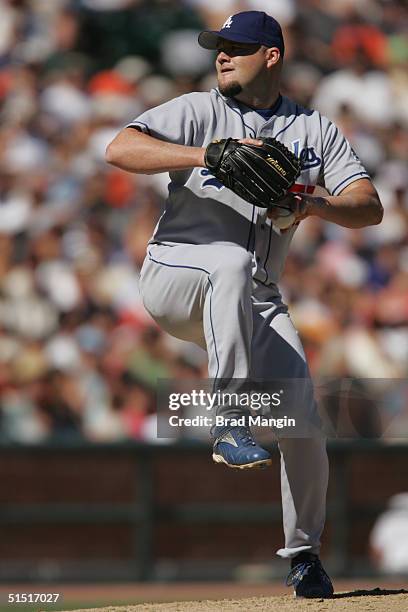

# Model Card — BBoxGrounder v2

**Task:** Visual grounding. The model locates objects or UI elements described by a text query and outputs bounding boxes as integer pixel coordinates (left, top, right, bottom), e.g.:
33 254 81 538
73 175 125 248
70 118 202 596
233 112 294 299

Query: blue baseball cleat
212 425 272 469
286 552 334 598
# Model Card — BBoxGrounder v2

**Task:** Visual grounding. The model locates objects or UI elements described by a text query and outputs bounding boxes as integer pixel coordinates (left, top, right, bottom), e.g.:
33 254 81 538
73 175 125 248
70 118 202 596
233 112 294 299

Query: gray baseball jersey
128 89 369 286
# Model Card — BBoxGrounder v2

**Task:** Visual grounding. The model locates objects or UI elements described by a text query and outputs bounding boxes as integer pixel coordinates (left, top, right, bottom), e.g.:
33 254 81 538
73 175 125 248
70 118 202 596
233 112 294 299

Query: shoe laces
286 561 311 587
236 426 256 446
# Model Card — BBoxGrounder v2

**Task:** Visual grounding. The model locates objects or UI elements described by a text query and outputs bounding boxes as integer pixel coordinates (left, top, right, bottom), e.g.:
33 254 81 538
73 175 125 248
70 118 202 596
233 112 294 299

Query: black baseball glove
204 137 302 208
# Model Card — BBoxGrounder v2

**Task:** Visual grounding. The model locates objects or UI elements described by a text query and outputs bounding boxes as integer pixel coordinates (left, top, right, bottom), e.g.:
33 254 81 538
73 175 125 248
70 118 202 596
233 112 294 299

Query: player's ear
265 47 281 68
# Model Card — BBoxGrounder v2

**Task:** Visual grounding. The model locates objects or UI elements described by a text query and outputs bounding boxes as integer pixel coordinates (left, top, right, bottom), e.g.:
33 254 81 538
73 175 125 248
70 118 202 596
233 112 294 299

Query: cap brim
198 30 259 50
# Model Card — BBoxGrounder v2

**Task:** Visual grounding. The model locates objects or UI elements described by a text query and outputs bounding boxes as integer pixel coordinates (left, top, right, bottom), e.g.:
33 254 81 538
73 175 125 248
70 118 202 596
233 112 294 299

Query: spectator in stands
370 493 408 575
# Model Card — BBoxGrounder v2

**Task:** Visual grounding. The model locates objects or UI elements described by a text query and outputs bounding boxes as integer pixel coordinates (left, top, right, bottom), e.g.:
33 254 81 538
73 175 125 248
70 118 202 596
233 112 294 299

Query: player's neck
234 89 281 111
236 75 280 110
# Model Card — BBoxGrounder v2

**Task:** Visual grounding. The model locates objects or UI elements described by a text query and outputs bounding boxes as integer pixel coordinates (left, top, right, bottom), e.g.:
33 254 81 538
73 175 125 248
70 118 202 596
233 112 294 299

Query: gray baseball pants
139 242 329 559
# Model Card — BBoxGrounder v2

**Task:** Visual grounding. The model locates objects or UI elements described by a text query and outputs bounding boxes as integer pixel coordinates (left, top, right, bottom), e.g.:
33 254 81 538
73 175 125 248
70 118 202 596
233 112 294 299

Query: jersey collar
215 88 283 117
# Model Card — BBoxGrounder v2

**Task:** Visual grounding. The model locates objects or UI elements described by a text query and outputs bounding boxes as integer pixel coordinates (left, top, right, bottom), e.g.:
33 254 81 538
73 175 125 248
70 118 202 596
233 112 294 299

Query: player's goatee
218 82 243 98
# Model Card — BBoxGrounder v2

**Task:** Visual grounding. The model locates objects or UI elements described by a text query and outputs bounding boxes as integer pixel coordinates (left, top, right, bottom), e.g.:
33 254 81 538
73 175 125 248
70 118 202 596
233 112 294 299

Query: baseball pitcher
106 10 383 597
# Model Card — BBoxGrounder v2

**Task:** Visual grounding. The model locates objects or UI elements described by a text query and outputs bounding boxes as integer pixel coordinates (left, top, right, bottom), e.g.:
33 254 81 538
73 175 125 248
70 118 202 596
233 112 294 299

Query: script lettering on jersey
199 168 225 191
292 139 321 170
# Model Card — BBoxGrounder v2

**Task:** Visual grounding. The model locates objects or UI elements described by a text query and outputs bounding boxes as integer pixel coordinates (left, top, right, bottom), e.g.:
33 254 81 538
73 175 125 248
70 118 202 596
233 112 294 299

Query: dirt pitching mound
59 588 408 612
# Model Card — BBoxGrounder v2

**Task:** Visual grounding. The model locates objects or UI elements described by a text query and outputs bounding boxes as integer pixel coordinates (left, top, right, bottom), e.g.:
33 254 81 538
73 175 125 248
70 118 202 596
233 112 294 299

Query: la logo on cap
222 15 233 29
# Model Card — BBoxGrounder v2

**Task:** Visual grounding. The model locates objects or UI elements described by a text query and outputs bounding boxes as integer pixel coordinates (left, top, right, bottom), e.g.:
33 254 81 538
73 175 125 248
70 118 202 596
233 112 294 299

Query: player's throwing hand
267 193 308 229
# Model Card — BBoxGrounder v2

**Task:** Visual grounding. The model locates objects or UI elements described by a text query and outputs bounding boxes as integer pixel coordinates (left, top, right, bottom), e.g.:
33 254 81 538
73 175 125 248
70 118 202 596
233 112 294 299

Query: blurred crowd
0 0 407 443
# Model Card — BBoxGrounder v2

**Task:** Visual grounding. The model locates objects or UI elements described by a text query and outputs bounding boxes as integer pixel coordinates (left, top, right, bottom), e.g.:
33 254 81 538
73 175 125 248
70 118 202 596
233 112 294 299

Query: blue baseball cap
198 11 284 57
